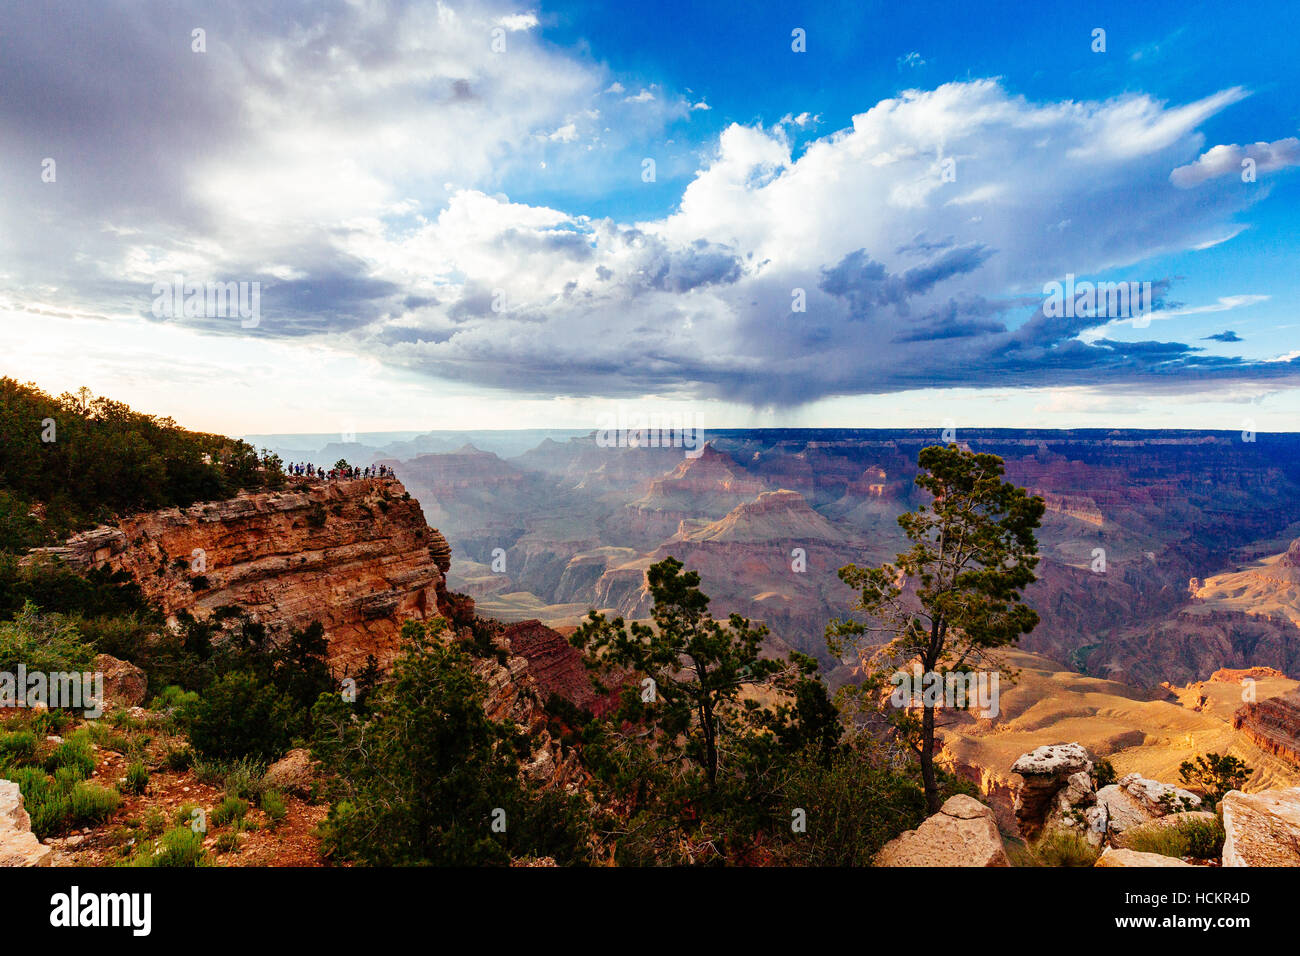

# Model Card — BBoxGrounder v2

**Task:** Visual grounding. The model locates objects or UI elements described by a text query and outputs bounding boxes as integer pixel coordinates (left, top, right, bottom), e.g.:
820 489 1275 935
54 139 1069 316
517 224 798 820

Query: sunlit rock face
34 477 453 671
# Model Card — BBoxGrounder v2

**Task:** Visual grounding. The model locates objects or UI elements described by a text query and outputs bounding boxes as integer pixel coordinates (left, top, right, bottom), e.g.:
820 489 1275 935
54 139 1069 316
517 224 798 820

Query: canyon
42 425 1295 829
254 426 1300 817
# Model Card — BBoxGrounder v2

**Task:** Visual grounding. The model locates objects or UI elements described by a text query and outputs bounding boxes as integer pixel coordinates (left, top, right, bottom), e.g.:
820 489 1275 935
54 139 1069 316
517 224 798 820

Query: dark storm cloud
819 244 993 318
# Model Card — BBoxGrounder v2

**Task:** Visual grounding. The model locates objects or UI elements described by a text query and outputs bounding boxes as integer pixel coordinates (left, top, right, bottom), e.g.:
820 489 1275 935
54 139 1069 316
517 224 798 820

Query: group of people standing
286 462 394 481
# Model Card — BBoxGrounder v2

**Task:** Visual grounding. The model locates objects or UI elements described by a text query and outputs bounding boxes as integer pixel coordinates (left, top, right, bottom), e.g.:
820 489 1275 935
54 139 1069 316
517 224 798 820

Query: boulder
1221 787 1300 867
94 654 147 709
1095 847 1193 868
0 781 52 867
1010 743 1093 838
1084 773 1201 843
263 748 316 798
876 795 1009 867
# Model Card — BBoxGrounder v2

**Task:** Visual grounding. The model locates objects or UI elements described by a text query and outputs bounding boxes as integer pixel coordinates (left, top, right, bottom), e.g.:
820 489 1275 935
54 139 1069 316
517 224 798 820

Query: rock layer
33 477 452 670
1233 689 1300 769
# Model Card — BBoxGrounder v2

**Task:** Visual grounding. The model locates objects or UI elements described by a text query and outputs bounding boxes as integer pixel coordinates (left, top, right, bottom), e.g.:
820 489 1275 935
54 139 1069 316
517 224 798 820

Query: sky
0 0 1298 437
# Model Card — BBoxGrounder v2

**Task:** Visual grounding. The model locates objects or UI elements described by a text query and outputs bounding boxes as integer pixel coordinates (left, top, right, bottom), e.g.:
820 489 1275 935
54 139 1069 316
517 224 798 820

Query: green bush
221 759 267 802
123 825 210 867
214 828 242 853
0 730 38 765
164 746 193 771
311 620 549 866
150 685 200 713
212 795 249 827
123 760 149 795
1015 829 1101 867
141 807 168 837
1125 816 1225 860
260 788 287 827
0 603 95 675
183 671 293 761
4 767 69 837
45 730 95 779
69 782 121 825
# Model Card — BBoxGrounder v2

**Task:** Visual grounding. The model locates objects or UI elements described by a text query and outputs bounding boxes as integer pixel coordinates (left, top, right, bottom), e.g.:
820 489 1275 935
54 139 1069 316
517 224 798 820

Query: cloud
898 52 926 69
1170 137 1300 187
1203 330 1242 342
2 10 1297 410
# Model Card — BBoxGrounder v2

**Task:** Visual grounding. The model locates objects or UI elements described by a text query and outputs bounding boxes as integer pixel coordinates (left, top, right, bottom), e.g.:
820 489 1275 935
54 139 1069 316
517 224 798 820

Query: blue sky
0 0 1297 434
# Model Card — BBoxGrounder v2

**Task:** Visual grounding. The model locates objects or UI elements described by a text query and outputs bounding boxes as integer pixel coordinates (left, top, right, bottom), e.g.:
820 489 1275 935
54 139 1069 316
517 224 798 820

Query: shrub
205 757 266 801
1125 816 1225 860
123 825 210 867
1178 753 1253 804
123 760 149 795
260 788 287 827
311 620 543 865
173 802 202 830
45 730 95 779
0 730 38 765
772 740 932 867
164 746 194 771
150 685 200 713
1094 758 1117 788
69 782 121 825
214 828 242 853
0 603 95 674
183 671 293 761
212 795 249 827
87 722 130 753
141 807 168 837
1016 829 1101 867
4 767 72 837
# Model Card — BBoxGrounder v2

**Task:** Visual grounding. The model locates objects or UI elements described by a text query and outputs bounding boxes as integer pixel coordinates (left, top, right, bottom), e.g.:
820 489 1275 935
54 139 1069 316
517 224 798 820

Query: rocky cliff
34 477 453 671
1234 690 1300 769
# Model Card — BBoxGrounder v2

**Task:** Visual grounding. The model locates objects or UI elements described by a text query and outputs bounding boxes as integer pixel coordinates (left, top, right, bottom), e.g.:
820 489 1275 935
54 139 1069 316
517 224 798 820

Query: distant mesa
672 489 851 545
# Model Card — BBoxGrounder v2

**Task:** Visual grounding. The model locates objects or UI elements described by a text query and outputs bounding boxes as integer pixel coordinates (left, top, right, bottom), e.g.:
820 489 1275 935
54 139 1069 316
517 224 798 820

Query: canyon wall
35 477 452 671
1235 690 1300 769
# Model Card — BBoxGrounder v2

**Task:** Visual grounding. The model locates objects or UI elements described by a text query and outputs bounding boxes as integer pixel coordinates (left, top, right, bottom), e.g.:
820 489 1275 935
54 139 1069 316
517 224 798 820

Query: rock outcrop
1010 743 1205 847
1084 774 1202 842
0 780 51 867
94 654 147 709
875 795 1009 867
32 477 452 671
501 620 621 718
1233 689 1300 769
472 631 585 791
1011 742 1093 838
1221 787 1300 866
263 748 317 798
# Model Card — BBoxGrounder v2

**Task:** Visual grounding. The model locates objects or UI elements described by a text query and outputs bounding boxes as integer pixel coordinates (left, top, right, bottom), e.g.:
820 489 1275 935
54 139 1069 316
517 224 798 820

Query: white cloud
496 12 539 31
549 122 579 142
1171 137 1300 187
